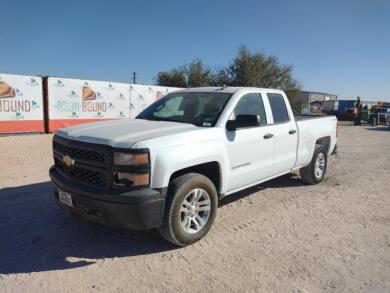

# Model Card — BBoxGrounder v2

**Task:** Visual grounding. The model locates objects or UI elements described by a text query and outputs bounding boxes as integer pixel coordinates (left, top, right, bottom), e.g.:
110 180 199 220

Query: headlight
113 150 150 187
114 172 149 187
114 152 149 166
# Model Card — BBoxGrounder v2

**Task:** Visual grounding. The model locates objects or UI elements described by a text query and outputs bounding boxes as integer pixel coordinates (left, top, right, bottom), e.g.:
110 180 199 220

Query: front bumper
50 166 166 230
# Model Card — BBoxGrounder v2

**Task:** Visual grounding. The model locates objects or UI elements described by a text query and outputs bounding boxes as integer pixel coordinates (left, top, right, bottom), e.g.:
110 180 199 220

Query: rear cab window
267 93 290 124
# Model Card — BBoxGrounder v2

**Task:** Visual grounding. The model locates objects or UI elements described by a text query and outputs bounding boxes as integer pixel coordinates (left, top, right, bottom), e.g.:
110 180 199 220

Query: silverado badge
63 155 75 167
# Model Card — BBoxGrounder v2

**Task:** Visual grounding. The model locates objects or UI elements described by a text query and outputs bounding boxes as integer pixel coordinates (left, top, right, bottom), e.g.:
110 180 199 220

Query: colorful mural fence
0 73 45 133
47 77 131 132
129 84 182 118
0 73 182 134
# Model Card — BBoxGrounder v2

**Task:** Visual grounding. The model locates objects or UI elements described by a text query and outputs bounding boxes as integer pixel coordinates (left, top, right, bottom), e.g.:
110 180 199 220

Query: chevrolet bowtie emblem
63 155 75 167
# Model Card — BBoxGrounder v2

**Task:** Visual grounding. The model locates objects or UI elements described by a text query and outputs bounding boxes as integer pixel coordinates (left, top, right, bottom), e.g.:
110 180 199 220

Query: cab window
267 93 290 123
230 93 267 125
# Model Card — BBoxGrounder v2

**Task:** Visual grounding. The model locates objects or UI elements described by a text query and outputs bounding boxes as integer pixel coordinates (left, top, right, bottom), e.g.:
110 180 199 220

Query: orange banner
0 120 44 134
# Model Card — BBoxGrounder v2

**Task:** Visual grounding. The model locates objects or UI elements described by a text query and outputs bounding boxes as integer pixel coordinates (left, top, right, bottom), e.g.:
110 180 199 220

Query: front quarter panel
152 141 227 191
133 129 229 193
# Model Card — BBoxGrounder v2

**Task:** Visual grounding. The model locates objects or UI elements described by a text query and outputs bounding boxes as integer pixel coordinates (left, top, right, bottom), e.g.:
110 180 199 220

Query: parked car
369 108 390 126
50 87 338 246
376 108 390 124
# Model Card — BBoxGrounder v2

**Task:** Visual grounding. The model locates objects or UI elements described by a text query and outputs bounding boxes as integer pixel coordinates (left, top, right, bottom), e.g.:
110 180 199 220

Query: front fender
150 140 228 192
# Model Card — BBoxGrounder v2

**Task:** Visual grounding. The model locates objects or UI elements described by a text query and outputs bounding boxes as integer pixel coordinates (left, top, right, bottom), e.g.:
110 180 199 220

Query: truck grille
53 137 109 188
54 157 106 187
53 141 105 164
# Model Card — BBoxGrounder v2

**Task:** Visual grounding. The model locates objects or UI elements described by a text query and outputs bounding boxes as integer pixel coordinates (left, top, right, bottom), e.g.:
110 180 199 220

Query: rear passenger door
267 93 298 175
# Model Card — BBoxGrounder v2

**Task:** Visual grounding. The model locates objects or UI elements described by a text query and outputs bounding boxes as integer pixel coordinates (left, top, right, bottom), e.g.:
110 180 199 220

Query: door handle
263 133 274 139
289 129 297 135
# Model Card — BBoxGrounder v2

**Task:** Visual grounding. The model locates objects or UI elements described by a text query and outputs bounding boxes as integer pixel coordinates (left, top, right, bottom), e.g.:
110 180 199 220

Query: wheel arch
168 161 222 195
315 136 331 154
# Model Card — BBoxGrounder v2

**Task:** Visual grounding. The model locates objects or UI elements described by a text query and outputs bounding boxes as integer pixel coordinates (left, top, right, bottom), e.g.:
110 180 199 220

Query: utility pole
132 72 136 84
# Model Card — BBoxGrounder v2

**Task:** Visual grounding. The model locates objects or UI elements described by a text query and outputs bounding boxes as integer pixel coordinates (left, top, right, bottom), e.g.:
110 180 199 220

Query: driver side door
226 93 275 192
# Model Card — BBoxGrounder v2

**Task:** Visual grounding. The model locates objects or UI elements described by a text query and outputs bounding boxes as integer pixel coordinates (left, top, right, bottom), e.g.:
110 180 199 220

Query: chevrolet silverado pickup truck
50 87 338 246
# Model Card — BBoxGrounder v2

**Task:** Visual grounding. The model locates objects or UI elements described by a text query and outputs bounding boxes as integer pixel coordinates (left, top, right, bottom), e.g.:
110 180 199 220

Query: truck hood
55 119 198 148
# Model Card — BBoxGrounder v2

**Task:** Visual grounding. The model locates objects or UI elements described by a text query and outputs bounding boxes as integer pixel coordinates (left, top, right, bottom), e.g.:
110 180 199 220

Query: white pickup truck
50 87 337 246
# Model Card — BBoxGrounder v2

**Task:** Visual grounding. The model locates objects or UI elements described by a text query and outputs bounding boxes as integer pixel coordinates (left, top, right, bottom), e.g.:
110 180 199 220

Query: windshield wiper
136 117 156 121
153 117 188 124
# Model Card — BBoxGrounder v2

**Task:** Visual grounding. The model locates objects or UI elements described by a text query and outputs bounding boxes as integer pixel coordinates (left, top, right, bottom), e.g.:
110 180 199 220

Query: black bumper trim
50 166 164 204
50 167 166 230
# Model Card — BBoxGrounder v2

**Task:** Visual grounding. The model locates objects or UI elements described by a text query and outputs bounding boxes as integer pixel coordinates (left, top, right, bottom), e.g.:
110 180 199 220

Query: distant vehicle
376 108 390 124
385 109 390 130
369 108 390 126
50 87 338 246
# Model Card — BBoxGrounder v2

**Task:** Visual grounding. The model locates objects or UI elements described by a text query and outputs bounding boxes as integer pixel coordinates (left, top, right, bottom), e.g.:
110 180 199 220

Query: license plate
59 190 73 207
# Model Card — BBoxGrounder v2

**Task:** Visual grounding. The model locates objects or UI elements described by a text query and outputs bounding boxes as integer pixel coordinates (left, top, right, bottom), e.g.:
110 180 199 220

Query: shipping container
337 100 355 113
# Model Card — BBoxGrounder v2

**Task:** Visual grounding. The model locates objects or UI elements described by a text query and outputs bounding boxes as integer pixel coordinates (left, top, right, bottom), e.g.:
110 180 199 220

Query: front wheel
158 173 218 246
300 145 328 184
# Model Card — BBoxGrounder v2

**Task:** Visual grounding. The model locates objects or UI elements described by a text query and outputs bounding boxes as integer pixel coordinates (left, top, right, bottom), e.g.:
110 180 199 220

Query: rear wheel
300 145 327 184
158 173 218 246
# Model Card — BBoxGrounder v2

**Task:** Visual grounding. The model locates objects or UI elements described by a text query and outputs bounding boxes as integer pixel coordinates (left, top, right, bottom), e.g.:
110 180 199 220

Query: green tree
156 59 214 88
156 45 302 112
187 59 214 87
156 67 187 88
222 46 302 112
212 67 231 86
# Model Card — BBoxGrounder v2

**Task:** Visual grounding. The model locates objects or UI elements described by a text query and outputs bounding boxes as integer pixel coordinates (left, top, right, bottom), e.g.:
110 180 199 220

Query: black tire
157 173 218 246
300 145 328 184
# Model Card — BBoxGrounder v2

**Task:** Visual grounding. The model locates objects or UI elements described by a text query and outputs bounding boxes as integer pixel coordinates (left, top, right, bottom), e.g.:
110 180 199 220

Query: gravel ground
1 122 389 292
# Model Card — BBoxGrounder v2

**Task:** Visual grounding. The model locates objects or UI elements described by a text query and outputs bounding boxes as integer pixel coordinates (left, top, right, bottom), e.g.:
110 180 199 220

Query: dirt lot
1 122 389 292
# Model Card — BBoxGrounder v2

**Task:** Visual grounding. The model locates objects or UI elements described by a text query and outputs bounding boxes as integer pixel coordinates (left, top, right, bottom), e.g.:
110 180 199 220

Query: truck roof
173 86 282 94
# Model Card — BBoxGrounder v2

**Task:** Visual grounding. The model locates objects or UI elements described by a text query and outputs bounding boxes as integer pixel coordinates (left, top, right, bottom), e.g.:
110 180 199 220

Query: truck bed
294 114 330 121
294 114 338 168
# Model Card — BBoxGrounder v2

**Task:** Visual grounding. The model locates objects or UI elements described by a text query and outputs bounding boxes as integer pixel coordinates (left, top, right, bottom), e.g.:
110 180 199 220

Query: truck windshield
136 92 232 127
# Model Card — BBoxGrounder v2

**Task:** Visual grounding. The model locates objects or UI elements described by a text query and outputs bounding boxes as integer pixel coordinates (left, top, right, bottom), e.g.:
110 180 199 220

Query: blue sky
1 0 389 101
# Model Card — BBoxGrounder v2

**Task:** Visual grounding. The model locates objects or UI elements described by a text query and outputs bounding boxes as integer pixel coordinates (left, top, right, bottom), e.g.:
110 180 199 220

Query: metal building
296 91 338 114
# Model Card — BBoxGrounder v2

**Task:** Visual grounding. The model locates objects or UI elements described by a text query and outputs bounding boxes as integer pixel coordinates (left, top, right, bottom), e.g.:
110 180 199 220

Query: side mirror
226 114 260 131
